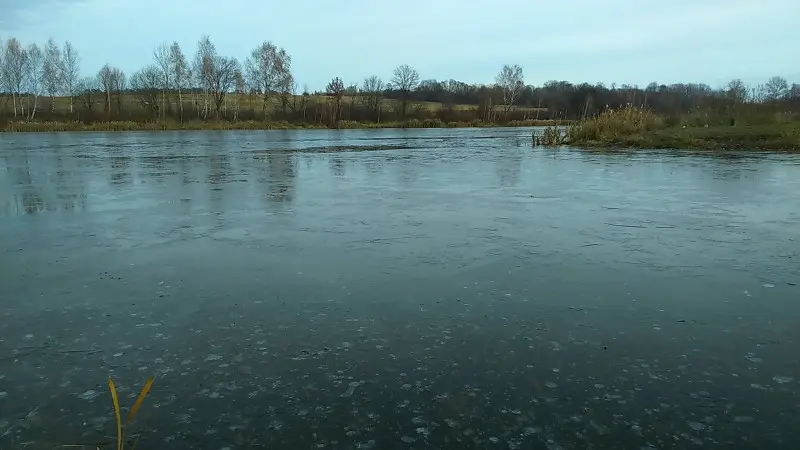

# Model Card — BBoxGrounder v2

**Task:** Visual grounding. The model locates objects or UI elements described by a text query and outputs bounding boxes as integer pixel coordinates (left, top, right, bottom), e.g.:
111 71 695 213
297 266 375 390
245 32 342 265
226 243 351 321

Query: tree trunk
29 94 38 120
177 88 183 122
203 89 210 119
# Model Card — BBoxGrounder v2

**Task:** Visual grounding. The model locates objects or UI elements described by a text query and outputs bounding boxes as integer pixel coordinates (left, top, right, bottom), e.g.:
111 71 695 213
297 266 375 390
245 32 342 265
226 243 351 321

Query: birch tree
193 35 216 119
43 38 62 112
3 38 27 117
153 42 172 119
26 43 45 119
495 64 524 118
168 41 188 122
98 64 114 115
244 41 292 119
61 41 79 113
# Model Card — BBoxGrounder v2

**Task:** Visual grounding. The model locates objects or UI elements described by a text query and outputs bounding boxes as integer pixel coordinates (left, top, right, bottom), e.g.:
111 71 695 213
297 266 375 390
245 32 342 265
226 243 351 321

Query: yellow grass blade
125 376 155 425
129 431 142 450
107 377 123 450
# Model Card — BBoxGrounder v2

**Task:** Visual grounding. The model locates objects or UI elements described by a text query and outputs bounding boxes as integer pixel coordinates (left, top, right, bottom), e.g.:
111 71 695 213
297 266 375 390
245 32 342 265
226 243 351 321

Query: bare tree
288 80 300 114
193 35 216 119
726 79 747 103
762 76 789 101
495 64 524 118
345 83 359 120
361 75 384 121
25 43 45 119
326 77 345 123
3 38 27 117
791 84 800 102
245 41 292 119
43 38 63 113
97 64 125 116
61 41 79 113
278 73 295 115
129 64 162 117
233 68 245 121
168 42 188 122
97 64 114 115
750 85 764 103
153 42 172 119
76 77 100 111
111 68 126 114
207 56 239 119
300 83 310 121
390 64 419 118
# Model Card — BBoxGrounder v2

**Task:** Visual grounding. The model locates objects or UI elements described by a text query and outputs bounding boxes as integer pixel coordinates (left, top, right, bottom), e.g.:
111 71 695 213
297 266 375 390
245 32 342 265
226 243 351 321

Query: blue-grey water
1 128 799 449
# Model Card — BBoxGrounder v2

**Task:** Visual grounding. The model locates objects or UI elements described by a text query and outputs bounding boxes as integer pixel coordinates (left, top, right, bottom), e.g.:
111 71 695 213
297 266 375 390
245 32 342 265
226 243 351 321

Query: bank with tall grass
535 105 800 151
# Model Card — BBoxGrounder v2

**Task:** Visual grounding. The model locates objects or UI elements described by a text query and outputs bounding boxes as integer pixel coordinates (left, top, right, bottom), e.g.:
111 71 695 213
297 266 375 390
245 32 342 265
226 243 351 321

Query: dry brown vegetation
533 105 800 150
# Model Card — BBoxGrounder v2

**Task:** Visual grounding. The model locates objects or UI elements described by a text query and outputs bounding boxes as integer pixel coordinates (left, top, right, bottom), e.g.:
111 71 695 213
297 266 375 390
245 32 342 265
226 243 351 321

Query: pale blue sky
2 0 798 91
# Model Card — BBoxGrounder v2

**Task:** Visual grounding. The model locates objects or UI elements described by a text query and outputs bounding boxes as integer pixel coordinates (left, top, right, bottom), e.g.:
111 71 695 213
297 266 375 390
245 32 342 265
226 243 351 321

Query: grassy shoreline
1 118 567 133
534 105 800 151
4 113 799 152
566 123 800 151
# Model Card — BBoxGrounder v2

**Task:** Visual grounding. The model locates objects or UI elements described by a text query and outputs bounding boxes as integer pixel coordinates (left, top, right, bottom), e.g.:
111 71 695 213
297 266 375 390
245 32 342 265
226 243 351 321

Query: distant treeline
1 34 799 127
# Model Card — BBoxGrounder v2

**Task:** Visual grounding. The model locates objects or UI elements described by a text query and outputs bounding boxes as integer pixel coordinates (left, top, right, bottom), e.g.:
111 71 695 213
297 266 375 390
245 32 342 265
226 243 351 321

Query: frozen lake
1 128 799 449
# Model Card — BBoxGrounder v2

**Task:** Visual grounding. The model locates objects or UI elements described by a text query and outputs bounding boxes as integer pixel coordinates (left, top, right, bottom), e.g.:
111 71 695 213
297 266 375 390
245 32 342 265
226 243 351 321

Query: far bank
1 118 567 133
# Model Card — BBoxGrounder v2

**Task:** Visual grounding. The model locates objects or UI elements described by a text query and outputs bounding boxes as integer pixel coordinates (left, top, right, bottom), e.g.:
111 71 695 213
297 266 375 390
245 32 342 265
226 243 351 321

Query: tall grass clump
567 104 665 143
107 376 155 450
533 126 567 145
